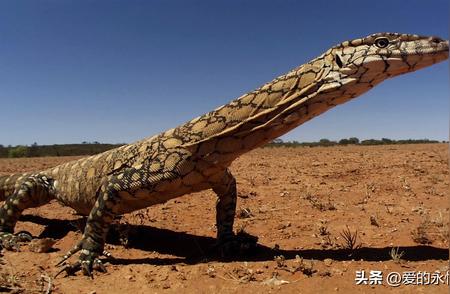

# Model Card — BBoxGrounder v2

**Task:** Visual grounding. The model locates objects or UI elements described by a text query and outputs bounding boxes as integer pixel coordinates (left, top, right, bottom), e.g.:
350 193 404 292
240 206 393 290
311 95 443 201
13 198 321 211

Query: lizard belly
56 192 97 216
53 180 99 216
116 183 210 214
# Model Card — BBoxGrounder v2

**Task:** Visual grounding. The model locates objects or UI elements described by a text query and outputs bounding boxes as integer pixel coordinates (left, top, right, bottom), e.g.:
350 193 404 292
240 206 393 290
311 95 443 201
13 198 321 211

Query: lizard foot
55 241 111 278
217 231 258 259
0 231 33 251
55 253 107 278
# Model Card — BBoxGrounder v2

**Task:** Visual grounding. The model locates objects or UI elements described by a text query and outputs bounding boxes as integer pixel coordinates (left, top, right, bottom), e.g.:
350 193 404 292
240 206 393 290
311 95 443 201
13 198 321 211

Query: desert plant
389 247 405 263
293 255 316 276
8 145 28 158
411 221 433 245
339 226 362 251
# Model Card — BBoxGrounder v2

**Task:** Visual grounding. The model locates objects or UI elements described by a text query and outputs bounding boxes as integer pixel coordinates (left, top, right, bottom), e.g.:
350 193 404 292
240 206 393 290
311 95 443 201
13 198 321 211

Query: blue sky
0 0 448 146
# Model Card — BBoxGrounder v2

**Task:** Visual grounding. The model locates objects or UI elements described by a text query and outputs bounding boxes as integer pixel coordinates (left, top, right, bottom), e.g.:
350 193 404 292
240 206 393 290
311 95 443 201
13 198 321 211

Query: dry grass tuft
389 247 405 263
339 226 362 251
411 220 433 245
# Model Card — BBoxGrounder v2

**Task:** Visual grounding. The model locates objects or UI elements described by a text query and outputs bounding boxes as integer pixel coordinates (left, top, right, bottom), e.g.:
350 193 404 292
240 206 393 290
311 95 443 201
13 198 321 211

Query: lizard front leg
56 167 155 277
0 175 54 250
212 169 257 258
56 178 123 277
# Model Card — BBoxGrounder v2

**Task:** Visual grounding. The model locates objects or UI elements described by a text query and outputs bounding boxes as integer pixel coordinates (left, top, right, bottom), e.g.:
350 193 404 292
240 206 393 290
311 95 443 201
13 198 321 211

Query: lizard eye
374 37 389 48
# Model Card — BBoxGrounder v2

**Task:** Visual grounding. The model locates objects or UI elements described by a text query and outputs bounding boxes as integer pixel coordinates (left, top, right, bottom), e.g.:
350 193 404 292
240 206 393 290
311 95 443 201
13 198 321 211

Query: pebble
28 238 57 253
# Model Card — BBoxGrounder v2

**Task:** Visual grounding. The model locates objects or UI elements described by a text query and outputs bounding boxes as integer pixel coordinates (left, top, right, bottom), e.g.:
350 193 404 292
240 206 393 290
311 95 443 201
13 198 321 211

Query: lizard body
0 33 448 276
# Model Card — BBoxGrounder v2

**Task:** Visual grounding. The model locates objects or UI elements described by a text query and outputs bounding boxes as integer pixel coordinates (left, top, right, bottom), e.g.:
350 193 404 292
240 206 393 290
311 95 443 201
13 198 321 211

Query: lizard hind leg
0 174 55 250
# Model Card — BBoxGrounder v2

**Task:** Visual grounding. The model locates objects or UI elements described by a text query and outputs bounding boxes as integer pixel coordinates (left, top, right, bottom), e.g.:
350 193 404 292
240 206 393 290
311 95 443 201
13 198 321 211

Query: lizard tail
0 173 28 201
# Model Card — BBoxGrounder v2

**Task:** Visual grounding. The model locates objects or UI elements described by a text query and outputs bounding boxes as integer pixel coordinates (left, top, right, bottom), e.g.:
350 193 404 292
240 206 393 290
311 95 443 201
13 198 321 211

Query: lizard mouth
346 43 448 79
403 39 449 57
410 45 449 56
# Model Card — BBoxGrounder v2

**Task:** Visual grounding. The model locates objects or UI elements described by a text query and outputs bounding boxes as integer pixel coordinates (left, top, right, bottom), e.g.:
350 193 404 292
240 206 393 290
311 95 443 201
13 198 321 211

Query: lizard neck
141 32 449 167
168 53 360 165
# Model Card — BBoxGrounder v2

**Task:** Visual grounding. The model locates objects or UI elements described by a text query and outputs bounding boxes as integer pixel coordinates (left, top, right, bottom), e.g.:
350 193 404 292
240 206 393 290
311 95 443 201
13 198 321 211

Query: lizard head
316 33 448 97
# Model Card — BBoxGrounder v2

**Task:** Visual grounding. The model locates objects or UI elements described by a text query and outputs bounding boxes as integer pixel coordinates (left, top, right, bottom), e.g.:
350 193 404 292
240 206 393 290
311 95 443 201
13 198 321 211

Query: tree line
0 142 124 158
0 138 445 158
265 137 444 148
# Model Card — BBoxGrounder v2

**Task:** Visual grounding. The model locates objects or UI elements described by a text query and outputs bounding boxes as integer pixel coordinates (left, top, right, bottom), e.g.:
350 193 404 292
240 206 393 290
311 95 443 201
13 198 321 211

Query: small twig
260 207 290 213
40 271 53 294
216 274 239 282
0 285 26 292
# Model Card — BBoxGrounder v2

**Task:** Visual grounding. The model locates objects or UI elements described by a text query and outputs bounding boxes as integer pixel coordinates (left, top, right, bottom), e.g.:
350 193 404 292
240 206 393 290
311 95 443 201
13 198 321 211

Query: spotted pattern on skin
0 33 447 276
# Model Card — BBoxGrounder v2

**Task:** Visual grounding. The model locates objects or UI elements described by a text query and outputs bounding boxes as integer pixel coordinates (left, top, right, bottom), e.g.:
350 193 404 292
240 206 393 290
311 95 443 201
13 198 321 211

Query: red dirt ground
0 143 448 293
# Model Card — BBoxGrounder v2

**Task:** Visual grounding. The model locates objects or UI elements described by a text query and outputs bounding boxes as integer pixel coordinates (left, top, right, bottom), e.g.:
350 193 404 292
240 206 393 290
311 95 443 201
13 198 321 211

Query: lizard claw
55 246 107 278
102 250 113 259
81 260 93 278
15 231 33 242
79 258 107 278
0 231 33 251
56 242 82 267
55 257 105 278
55 261 81 278
93 258 107 273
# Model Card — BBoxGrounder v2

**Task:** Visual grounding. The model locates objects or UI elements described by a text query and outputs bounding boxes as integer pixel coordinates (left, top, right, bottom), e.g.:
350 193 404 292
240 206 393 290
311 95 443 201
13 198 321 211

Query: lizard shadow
21 214 449 266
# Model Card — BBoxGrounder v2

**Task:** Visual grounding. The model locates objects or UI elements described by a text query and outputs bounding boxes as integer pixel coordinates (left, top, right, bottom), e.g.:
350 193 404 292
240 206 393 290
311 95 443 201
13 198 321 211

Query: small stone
276 222 291 230
237 192 249 198
262 276 289 286
28 238 57 253
206 266 216 278
332 268 343 276
324 258 333 266
125 275 135 281
279 191 289 197
162 283 171 289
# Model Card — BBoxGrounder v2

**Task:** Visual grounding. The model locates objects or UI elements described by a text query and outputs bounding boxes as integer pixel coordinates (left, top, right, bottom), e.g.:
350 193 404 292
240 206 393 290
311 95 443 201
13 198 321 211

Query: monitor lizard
0 32 448 277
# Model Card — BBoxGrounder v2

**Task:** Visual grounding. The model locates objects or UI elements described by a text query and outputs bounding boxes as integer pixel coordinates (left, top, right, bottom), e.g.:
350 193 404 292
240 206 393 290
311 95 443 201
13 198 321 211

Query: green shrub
8 146 29 158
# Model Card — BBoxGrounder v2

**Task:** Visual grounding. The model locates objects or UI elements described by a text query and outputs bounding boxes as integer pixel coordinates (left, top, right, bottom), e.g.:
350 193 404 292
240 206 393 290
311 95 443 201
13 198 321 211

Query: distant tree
28 142 39 157
339 137 359 145
8 146 28 158
338 138 350 145
361 139 377 145
319 138 337 146
348 137 359 144
0 145 6 158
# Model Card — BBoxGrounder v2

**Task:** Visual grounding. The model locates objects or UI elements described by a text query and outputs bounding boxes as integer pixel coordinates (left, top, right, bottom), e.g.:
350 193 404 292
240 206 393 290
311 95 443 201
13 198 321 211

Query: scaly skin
0 33 448 276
